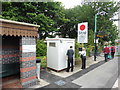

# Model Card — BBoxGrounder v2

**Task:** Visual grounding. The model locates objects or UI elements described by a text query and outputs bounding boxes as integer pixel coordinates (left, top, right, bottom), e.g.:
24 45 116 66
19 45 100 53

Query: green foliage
36 40 47 57
85 44 94 56
88 29 94 46
1 2 68 39
86 48 90 56
75 42 82 58
102 25 118 42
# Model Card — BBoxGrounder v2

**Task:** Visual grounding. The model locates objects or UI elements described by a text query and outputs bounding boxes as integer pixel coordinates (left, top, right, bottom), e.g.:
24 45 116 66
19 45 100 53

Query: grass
36 56 47 68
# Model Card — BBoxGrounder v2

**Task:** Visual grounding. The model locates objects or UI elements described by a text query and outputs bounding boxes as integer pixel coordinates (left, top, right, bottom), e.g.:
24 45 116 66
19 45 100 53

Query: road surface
72 57 118 88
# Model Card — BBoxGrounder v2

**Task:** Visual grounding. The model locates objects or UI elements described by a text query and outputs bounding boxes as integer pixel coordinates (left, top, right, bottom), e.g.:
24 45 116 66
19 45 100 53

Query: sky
54 0 82 9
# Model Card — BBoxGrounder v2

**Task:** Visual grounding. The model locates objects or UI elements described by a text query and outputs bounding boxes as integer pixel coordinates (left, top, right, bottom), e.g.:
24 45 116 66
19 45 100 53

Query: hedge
36 40 47 57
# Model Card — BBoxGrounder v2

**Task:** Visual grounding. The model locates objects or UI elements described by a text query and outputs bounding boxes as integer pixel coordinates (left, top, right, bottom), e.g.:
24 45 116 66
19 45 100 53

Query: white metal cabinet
46 38 75 71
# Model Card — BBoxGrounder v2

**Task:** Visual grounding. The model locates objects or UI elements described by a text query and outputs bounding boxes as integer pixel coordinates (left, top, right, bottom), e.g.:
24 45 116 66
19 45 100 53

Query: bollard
36 59 41 81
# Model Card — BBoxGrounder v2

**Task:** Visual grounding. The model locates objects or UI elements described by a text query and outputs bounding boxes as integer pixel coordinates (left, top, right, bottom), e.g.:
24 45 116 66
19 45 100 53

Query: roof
0 19 40 27
0 19 40 37
46 38 75 41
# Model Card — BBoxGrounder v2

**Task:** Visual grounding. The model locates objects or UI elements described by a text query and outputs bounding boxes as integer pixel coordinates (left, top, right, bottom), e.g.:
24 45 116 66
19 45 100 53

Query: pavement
30 54 119 89
47 55 105 78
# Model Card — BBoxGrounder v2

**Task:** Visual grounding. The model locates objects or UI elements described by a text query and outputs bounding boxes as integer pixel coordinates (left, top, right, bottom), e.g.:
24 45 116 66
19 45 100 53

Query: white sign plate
22 45 36 52
78 22 88 43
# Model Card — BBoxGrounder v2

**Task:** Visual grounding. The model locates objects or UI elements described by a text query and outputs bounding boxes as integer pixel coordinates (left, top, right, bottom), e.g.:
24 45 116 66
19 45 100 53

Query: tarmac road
72 57 119 88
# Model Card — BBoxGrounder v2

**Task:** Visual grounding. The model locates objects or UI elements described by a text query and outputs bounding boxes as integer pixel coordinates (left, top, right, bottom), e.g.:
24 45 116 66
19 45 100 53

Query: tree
62 4 95 39
63 1 119 44
84 2 119 43
1 2 68 39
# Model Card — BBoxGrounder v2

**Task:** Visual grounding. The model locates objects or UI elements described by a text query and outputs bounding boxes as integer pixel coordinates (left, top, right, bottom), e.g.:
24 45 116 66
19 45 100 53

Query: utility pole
94 14 97 61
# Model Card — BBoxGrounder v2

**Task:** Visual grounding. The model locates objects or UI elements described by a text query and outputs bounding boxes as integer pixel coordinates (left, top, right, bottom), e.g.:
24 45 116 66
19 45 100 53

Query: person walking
110 44 116 59
79 47 86 69
103 45 110 62
66 46 74 72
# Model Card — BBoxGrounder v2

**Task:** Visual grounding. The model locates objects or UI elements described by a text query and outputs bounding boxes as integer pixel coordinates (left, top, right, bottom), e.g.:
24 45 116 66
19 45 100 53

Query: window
49 42 56 47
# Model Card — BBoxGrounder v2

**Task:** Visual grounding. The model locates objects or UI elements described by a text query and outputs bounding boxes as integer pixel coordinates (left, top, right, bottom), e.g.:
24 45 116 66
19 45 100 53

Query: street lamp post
94 14 97 61
93 7 113 61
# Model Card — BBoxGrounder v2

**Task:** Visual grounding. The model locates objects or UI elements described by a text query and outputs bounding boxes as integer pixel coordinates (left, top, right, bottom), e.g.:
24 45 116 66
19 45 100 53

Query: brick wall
20 37 38 88
2 48 19 64
2 36 19 64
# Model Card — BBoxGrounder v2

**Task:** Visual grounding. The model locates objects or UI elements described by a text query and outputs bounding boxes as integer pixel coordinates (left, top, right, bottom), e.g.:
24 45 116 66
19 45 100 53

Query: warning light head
80 24 85 31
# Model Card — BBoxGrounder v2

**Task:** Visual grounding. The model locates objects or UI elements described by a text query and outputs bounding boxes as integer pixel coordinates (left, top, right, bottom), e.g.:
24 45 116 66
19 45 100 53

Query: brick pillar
20 37 38 88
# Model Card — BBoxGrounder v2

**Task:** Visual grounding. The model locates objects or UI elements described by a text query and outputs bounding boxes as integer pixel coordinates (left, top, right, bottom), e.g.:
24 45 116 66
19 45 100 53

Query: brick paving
2 80 22 88
2 75 22 89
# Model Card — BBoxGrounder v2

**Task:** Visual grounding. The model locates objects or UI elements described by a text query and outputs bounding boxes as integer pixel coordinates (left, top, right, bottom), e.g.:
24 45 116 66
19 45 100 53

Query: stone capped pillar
20 37 38 88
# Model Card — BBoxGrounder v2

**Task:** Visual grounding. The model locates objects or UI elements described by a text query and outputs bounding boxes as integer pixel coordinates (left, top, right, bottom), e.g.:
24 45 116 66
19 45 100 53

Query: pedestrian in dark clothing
66 46 74 72
79 47 86 69
103 45 110 62
110 45 116 59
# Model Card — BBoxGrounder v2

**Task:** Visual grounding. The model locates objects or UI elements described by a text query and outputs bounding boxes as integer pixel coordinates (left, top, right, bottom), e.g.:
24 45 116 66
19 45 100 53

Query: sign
22 45 36 52
94 38 99 43
77 22 88 43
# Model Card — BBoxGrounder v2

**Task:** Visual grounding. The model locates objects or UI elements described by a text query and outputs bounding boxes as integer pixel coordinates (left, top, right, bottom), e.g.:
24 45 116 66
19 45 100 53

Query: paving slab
48 65 81 78
40 69 63 83
28 79 50 88
47 56 104 78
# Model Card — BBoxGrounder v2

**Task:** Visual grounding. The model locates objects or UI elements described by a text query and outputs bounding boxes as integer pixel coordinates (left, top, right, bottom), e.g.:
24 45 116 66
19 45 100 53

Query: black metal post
94 32 97 61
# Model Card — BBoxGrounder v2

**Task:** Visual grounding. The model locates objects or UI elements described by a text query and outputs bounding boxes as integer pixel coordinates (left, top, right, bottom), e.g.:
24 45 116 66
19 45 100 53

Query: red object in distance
80 24 85 31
